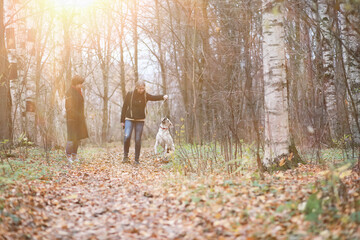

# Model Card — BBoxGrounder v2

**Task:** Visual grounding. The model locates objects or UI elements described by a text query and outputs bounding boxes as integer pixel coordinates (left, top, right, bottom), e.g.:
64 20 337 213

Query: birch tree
262 0 290 167
318 0 339 140
342 2 360 144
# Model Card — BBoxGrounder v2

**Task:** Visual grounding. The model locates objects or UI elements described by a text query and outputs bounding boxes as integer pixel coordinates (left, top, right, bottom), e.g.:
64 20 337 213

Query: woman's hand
121 122 125 129
163 95 168 100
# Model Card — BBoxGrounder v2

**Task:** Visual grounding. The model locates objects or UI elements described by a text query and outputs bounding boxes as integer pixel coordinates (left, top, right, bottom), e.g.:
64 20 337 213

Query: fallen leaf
279 158 286 166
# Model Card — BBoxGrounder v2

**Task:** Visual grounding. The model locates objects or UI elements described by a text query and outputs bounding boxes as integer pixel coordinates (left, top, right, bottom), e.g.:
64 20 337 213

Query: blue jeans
66 140 79 156
123 120 144 161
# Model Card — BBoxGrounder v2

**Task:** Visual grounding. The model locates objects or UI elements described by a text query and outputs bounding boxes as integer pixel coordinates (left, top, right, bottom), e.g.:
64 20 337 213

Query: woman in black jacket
121 81 168 165
65 75 88 163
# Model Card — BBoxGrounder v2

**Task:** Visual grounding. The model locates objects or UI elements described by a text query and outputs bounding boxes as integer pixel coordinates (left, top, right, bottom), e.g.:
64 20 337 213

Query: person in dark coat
65 75 88 163
121 80 168 165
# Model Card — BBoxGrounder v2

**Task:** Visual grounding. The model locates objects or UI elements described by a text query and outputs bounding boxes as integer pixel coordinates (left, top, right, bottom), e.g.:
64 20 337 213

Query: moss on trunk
265 140 306 172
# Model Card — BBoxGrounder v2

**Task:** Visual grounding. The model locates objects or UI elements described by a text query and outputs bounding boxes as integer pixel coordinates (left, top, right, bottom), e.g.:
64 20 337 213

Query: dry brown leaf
279 158 286 166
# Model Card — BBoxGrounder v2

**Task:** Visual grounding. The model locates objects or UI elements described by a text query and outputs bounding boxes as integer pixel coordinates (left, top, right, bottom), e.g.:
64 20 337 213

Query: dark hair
71 75 85 86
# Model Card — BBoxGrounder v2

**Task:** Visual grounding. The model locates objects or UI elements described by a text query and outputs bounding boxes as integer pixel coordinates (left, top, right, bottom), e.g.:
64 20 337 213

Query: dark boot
122 156 129 163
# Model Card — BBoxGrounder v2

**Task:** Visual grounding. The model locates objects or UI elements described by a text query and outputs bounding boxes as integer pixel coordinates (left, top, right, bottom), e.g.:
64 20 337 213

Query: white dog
154 117 175 157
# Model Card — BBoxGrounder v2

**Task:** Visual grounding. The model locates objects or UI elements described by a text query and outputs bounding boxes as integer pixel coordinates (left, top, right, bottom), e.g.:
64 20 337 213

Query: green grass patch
0 147 70 191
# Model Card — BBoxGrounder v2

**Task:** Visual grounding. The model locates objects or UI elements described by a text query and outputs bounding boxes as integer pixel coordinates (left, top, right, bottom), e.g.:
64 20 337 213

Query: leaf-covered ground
0 147 359 239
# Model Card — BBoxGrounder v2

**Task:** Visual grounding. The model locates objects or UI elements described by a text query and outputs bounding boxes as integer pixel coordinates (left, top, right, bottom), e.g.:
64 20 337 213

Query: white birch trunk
318 0 338 140
262 0 290 167
341 4 360 144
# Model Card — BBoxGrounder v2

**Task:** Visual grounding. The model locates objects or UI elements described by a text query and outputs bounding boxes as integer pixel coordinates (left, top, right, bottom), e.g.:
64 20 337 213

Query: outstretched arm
146 93 168 101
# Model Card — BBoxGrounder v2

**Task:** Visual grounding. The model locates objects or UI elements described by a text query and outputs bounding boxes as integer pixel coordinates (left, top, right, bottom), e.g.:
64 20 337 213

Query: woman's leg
71 140 79 160
134 121 145 163
65 141 73 156
66 141 76 162
123 120 134 161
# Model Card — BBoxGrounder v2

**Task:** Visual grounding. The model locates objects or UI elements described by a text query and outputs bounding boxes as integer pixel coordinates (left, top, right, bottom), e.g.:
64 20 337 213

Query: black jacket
121 90 164 122
65 87 89 141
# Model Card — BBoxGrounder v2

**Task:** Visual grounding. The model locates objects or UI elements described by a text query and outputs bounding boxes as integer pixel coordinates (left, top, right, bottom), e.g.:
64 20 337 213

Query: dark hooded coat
65 87 88 141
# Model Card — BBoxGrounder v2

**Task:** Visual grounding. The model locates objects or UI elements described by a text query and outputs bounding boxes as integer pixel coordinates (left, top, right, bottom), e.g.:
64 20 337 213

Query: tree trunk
342 3 360 145
132 0 138 83
155 0 169 117
0 0 12 142
191 3 201 144
119 1 126 101
313 0 327 162
333 1 350 142
318 0 339 141
102 71 109 143
34 12 44 144
262 0 290 167
62 14 72 92
101 8 112 144
183 2 193 143
198 0 210 143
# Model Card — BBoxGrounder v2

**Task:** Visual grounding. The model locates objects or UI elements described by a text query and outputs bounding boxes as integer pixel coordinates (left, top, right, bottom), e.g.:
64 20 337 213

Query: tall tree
61 13 73 92
262 0 290 167
155 0 169 117
117 0 127 101
0 0 11 142
132 0 139 83
318 0 339 141
90 4 116 143
342 1 360 144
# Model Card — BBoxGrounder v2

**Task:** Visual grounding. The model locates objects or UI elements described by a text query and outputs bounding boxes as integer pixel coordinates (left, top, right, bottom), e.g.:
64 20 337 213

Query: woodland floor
0 146 359 240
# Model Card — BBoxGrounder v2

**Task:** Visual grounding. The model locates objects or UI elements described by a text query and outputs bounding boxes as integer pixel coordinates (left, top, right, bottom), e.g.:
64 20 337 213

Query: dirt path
34 149 190 239
1 148 359 239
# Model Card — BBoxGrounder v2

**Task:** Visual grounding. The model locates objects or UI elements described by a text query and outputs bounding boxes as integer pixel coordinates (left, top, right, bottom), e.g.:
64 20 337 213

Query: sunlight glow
50 0 97 9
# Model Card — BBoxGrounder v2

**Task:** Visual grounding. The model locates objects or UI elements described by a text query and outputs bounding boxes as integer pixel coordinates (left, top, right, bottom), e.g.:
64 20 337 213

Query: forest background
0 0 359 238
0 0 359 165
